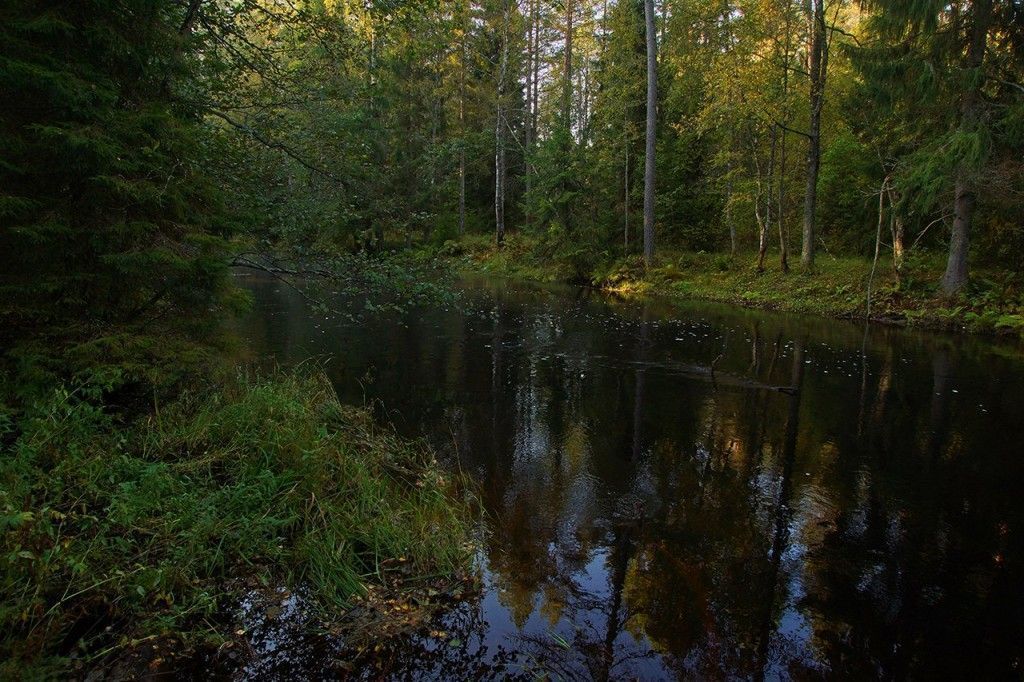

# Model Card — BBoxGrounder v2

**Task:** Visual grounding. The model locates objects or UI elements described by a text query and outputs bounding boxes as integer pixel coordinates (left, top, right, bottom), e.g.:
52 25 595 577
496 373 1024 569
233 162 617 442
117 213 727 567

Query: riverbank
0 370 475 677
436 234 1024 337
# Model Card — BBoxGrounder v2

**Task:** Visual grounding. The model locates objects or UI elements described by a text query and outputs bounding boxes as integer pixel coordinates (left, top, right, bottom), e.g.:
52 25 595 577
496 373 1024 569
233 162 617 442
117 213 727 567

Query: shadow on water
232 271 1024 679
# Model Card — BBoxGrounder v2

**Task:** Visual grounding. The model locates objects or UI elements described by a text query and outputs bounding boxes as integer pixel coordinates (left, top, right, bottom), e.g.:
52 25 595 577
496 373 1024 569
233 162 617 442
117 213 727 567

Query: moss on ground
436 233 1024 337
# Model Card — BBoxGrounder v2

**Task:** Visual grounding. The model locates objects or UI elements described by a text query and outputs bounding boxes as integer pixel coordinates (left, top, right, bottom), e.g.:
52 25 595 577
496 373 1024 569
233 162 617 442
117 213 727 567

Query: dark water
235 272 1024 680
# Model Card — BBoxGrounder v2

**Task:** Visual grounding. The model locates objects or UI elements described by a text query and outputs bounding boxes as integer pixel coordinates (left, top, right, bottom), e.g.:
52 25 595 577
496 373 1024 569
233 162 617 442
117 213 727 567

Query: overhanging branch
207 108 344 185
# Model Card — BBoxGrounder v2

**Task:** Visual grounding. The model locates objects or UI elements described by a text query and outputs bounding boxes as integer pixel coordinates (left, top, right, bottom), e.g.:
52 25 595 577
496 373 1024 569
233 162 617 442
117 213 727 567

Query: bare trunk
561 0 574 233
866 177 886 321
778 6 793 272
752 135 768 271
726 158 736 256
458 1 467 235
801 0 825 269
524 0 534 228
536 1 544 141
940 0 991 296
886 183 904 279
643 0 657 268
941 183 973 295
778 127 790 272
495 0 510 246
892 217 905 275
758 128 777 272
624 124 630 252
564 0 574 129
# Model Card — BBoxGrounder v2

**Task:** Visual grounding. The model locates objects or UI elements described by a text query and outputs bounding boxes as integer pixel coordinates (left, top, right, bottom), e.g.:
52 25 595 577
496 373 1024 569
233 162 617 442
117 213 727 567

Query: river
234 271 1024 679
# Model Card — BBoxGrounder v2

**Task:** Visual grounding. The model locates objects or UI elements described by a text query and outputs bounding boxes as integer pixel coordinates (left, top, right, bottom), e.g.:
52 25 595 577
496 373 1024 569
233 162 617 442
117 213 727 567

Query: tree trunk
564 0 574 129
758 128 777 272
866 177 887 321
778 126 790 272
624 122 630 253
524 0 534 228
495 0 510 246
752 133 768 271
940 0 991 296
801 0 825 270
886 183 904 280
941 183 973 295
532 2 540 143
778 5 793 272
643 0 657 268
458 1 467 235
727 157 736 257
561 0 574 234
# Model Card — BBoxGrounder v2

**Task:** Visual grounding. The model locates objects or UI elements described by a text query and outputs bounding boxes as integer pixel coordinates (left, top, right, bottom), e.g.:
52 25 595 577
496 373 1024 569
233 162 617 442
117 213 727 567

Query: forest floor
0 370 477 677
436 233 1024 338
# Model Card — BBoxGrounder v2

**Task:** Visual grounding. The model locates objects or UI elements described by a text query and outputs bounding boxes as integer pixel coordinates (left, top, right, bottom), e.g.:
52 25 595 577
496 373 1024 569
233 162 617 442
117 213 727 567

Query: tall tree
940 0 992 295
459 0 470 235
643 0 657 266
857 0 1021 294
495 0 511 246
801 0 827 269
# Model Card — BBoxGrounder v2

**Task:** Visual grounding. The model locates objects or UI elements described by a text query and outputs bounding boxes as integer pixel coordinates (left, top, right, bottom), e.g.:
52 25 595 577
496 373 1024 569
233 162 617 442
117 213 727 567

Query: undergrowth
0 370 475 677
435 233 1024 337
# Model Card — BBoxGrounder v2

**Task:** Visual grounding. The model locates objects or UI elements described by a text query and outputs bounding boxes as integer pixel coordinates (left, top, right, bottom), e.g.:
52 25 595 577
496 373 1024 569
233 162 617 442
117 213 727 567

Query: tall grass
0 371 474 675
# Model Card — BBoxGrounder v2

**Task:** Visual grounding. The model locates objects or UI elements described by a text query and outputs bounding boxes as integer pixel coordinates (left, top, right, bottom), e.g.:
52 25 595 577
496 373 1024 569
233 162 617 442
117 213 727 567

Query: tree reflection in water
237 273 1024 679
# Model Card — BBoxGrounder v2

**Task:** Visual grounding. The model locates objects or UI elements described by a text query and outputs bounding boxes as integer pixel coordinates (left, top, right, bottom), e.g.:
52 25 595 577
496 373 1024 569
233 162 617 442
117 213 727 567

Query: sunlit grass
445 233 1023 336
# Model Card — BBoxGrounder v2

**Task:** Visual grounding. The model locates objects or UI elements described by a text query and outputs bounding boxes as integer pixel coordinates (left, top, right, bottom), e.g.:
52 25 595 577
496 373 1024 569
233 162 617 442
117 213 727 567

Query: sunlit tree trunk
887 183 905 279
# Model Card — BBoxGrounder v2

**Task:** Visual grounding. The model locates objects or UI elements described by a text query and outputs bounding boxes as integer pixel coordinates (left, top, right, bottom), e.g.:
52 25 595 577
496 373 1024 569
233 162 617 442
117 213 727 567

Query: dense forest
1 0 1023 676
5 1 1024 369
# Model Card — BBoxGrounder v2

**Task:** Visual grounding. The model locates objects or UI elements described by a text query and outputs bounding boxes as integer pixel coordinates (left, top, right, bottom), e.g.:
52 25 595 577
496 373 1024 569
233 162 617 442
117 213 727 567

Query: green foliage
0 371 474 675
0 0 237 397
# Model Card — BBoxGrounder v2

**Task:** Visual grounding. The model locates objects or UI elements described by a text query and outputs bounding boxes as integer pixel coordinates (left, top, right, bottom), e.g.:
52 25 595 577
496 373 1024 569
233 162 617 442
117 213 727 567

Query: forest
3 0 1024 349
1 0 1023 677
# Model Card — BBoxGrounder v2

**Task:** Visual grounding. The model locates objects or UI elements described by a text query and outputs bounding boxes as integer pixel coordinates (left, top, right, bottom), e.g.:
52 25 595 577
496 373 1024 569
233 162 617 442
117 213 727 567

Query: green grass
437 233 1024 337
0 370 475 677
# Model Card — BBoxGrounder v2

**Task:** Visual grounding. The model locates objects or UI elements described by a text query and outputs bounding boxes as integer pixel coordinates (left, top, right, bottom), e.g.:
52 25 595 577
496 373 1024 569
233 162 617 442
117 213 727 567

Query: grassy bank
439 234 1024 337
0 371 475 677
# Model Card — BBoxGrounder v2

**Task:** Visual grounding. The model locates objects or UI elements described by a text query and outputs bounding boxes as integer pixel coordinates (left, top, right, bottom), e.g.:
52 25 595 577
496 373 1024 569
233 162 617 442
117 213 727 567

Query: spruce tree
855 0 1023 295
0 1 233 387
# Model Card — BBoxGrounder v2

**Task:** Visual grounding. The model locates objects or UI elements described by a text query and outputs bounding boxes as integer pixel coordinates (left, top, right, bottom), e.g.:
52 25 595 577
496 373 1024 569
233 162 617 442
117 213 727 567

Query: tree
801 0 827 269
0 0 234 387
857 0 1022 295
495 0 511 246
643 0 658 266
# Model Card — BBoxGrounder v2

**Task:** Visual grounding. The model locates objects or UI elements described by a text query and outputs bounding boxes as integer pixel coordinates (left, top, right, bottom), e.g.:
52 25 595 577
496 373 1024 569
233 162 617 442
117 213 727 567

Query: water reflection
236 273 1024 679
